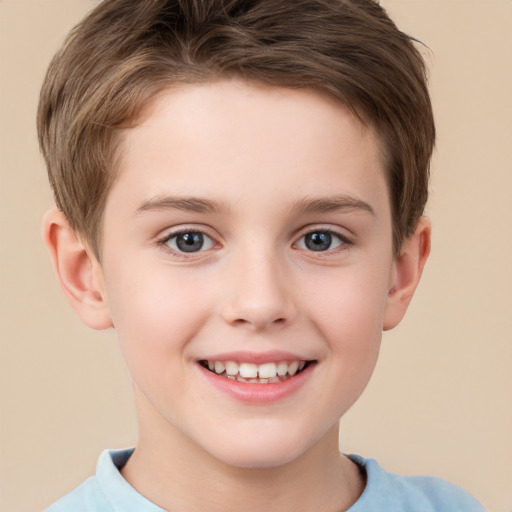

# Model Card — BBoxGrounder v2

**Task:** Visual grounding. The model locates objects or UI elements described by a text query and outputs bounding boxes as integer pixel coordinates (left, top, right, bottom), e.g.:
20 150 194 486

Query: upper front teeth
207 360 306 379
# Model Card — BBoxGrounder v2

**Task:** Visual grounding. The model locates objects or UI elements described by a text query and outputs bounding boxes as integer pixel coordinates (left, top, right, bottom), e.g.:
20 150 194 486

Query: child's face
97 81 398 467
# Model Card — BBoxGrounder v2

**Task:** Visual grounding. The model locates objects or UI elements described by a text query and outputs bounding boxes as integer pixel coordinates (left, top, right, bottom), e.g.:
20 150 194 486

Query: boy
38 0 485 510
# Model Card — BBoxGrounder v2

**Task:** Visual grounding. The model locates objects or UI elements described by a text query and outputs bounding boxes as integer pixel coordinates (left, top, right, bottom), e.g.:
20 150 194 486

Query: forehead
108 80 389 219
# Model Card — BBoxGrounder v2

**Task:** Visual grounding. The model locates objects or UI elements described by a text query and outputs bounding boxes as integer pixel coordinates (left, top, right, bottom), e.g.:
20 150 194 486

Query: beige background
0 1 510 511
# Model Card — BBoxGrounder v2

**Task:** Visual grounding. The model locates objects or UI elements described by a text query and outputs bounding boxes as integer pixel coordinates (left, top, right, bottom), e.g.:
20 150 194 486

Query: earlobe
42 209 113 330
383 217 431 331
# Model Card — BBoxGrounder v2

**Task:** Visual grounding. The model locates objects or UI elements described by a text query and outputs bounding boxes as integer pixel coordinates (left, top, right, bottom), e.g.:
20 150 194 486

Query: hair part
38 0 435 257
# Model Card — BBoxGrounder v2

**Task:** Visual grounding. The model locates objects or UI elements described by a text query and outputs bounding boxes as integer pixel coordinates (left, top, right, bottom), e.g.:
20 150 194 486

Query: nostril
233 318 249 326
221 297 295 330
229 315 286 330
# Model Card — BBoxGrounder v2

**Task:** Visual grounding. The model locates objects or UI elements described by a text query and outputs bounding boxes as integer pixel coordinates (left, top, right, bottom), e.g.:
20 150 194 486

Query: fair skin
44 81 430 512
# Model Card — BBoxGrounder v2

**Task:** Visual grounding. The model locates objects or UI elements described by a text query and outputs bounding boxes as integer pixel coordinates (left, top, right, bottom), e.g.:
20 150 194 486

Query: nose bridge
221 241 295 330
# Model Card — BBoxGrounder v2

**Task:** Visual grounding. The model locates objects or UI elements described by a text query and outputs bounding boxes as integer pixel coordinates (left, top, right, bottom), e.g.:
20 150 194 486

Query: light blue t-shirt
45 449 486 512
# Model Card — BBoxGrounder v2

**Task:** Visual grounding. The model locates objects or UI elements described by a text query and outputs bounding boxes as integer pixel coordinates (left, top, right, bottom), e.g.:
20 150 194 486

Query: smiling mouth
199 360 314 384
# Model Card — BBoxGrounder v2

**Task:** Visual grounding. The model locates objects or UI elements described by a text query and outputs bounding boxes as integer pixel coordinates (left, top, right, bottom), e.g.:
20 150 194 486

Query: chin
214 446 303 469
199 426 318 469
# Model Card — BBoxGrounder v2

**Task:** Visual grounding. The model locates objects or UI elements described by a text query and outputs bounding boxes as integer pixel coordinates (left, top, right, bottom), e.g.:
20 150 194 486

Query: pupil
176 232 204 252
305 232 331 251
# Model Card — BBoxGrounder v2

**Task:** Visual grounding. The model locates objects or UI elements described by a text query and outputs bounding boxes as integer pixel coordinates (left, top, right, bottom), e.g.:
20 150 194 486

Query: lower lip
198 363 315 404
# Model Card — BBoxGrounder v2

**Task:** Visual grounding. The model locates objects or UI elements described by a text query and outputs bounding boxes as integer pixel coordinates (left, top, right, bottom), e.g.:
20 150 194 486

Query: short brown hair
38 0 435 257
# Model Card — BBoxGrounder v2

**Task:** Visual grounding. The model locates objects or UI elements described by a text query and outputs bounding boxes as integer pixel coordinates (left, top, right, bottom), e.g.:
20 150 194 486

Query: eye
163 231 216 253
295 230 347 252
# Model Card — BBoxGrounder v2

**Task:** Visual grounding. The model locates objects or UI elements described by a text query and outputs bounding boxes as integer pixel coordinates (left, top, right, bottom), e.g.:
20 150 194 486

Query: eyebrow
135 194 375 217
135 195 231 216
292 195 375 216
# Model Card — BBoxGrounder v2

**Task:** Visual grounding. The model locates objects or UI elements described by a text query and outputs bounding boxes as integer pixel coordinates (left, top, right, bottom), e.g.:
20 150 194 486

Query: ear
383 217 431 331
42 209 113 330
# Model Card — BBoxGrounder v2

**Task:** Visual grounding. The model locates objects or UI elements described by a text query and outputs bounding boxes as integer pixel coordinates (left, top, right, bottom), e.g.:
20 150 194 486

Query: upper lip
197 350 314 364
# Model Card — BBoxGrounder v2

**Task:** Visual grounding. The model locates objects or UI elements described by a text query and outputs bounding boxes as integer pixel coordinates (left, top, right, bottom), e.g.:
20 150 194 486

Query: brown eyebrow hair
135 196 231 215
293 195 375 216
135 194 374 217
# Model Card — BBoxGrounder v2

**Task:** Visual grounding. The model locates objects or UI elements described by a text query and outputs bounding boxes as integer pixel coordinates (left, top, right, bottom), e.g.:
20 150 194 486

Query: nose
221 250 297 331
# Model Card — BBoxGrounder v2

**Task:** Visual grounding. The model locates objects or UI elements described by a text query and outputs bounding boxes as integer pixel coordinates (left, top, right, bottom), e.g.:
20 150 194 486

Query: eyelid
293 225 354 252
156 225 220 258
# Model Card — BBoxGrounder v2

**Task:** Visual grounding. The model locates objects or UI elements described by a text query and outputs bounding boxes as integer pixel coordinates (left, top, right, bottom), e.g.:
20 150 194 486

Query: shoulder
44 448 163 512
348 455 487 512
44 476 111 512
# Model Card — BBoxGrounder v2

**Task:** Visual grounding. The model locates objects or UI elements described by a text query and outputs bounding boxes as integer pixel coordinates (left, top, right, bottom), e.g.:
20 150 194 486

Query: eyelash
294 228 353 254
156 226 353 258
156 228 217 259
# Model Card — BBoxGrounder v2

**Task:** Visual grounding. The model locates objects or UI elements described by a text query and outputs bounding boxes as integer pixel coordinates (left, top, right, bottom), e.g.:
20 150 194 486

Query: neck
121 395 364 512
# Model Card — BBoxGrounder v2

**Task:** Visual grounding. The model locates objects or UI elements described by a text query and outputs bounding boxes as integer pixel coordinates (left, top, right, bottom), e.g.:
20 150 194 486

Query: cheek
103 264 212 372
303 263 390 335
301 263 389 381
